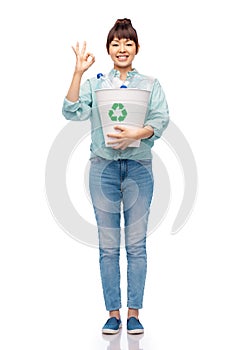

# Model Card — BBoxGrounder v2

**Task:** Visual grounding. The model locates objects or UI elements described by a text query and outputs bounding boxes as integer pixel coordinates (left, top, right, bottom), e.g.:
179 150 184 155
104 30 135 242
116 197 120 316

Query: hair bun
114 18 132 27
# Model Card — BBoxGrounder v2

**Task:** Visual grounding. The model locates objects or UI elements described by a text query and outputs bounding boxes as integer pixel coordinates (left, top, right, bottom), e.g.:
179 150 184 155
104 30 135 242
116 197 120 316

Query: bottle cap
97 73 104 79
120 84 127 88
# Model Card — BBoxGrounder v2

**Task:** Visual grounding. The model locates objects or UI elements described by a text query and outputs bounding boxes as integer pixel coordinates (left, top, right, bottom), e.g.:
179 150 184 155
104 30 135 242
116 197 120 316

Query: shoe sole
102 324 122 334
127 328 144 334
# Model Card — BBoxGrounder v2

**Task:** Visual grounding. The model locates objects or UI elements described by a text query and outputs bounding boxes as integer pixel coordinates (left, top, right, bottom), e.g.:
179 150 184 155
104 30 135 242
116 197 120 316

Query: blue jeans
89 157 154 311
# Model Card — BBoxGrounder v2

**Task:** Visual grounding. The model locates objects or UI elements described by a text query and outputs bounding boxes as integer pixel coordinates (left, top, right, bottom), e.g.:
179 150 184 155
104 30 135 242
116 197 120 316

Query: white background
1 0 244 349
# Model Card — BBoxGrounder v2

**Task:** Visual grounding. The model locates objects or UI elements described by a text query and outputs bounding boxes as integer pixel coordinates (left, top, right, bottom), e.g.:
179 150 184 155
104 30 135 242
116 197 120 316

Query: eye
111 43 119 47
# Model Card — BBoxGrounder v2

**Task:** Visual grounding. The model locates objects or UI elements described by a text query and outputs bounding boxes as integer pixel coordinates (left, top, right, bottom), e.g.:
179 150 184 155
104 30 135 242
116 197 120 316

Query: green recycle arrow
108 103 128 122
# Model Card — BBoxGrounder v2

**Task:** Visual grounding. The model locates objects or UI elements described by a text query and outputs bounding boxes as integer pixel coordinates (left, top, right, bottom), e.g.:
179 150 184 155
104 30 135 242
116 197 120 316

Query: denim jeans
89 157 154 311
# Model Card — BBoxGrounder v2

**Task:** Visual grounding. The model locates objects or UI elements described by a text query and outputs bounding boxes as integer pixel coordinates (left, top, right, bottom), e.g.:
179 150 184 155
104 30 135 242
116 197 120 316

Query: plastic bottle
97 73 113 88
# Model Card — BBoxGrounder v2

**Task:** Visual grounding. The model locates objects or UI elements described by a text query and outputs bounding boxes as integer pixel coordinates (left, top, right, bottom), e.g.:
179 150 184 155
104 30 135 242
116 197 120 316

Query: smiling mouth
116 55 129 61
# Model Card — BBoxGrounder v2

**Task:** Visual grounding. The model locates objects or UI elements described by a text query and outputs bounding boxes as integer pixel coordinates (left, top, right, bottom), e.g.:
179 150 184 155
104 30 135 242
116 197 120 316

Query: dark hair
106 18 139 54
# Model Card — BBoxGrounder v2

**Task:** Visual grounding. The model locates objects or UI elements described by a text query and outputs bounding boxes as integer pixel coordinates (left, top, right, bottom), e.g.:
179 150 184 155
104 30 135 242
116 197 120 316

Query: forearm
136 125 154 140
66 71 84 102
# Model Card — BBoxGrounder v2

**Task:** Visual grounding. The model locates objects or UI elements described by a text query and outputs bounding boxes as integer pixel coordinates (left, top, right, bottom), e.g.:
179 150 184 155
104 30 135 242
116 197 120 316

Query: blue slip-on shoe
102 317 122 334
127 317 144 334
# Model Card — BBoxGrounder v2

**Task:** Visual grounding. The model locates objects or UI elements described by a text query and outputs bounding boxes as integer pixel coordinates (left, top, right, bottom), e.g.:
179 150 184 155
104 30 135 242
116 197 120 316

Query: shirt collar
108 68 139 79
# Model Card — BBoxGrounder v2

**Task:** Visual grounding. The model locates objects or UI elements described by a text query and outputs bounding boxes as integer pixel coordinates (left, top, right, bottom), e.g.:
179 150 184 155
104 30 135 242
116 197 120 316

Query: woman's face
108 37 138 71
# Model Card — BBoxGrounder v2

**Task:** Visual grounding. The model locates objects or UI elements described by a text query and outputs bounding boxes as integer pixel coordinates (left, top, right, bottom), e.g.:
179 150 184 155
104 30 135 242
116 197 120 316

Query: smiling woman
62 17 170 336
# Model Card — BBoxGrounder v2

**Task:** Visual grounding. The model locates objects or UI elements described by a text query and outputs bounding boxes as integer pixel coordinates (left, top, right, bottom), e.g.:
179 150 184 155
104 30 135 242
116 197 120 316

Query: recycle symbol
108 103 128 122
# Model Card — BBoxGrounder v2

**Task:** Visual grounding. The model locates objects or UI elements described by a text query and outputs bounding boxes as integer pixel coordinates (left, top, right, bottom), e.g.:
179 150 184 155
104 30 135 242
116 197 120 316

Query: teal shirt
62 69 169 160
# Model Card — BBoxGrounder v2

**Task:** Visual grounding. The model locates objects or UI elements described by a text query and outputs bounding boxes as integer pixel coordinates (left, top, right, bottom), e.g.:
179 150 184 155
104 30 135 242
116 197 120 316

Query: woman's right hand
72 41 95 74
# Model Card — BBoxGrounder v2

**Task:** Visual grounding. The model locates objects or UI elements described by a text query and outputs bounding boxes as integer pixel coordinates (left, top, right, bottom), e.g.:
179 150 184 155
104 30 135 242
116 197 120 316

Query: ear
136 44 140 55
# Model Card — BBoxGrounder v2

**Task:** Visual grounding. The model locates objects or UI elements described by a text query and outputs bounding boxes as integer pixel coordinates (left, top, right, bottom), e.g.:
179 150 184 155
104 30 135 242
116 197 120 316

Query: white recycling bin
95 88 150 147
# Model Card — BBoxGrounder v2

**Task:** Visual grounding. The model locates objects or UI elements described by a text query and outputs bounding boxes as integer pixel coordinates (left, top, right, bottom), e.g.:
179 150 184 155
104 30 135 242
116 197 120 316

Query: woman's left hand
106 125 141 150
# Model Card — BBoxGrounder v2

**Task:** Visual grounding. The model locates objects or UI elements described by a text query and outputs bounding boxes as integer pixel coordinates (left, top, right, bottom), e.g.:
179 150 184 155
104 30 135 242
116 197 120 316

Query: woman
62 18 169 334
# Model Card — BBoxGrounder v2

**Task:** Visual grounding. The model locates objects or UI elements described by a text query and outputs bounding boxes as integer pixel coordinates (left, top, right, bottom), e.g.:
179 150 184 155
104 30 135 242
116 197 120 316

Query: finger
107 139 124 146
84 53 95 67
113 125 125 132
112 144 123 150
88 55 96 66
107 127 122 138
81 41 86 55
107 141 122 146
84 52 95 60
72 41 79 55
112 142 127 150
107 133 122 139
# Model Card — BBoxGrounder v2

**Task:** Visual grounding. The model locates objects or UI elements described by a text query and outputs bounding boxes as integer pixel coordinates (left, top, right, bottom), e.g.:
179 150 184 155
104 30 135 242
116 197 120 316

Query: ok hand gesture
72 41 95 74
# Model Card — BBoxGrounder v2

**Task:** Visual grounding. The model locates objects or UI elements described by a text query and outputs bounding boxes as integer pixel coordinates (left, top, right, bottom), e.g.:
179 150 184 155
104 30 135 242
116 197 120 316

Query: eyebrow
112 38 133 42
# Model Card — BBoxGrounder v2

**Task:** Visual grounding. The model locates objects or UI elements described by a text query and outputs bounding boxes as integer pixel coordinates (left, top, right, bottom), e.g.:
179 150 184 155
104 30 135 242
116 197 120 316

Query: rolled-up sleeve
144 79 170 141
62 79 93 121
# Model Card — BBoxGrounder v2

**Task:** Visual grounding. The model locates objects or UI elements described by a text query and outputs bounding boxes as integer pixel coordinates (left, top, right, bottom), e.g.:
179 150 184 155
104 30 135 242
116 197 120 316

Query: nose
119 43 126 52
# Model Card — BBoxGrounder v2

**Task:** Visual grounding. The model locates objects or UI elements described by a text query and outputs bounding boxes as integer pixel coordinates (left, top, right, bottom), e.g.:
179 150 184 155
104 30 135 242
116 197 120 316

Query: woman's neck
114 66 133 81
